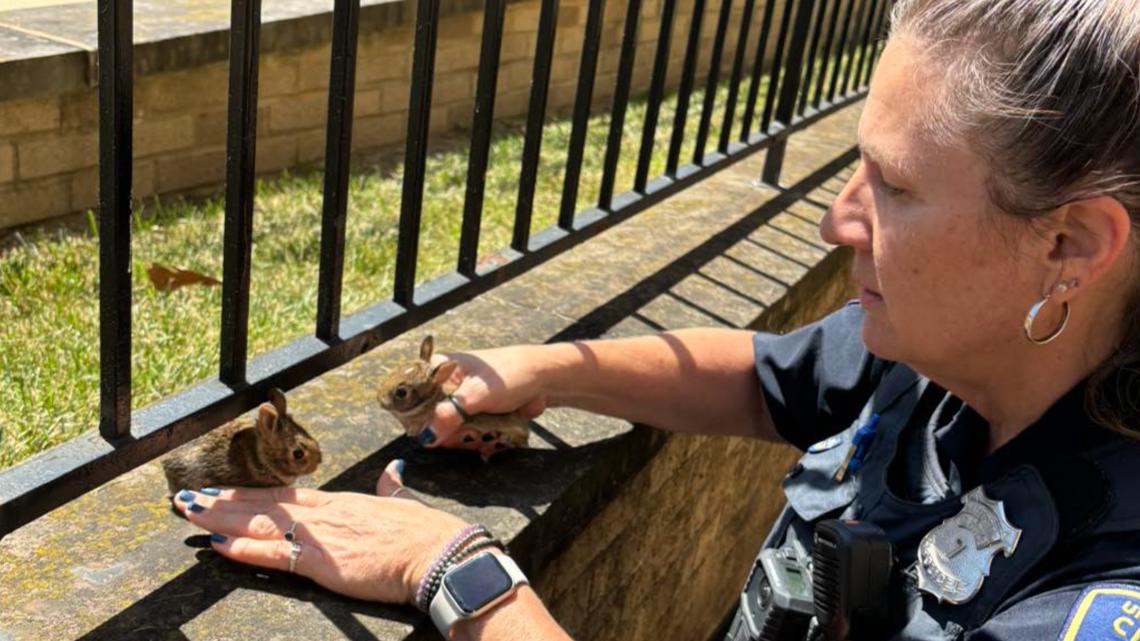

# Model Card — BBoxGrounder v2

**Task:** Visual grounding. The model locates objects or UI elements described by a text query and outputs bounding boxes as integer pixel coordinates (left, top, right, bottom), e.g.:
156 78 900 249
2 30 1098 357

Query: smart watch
429 552 528 635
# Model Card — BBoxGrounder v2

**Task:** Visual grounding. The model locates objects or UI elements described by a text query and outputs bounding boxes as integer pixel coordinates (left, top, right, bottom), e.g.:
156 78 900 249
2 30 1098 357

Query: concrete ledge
0 102 862 641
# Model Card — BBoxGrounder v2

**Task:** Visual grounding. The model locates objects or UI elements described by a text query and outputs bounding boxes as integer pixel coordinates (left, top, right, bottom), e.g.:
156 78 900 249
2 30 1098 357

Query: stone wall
0 0 786 229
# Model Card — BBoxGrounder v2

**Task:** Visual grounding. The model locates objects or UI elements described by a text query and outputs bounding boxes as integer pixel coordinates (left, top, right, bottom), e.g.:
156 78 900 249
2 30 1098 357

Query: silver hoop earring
1023 296 1069 345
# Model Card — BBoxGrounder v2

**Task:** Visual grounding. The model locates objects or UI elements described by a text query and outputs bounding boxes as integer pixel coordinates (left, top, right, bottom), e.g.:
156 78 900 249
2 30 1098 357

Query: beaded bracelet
418 538 506 611
415 524 500 611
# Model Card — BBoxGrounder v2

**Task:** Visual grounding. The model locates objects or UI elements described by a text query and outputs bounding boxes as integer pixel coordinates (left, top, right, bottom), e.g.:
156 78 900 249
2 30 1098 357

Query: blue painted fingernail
200 487 221 496
210 533 228 544
188 502 206 513
418 427 437 446
394 459 406 475
177 490 195 503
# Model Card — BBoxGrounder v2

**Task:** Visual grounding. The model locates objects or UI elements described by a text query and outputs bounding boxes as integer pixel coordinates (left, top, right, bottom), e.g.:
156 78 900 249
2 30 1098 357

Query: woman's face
820 37 1053 376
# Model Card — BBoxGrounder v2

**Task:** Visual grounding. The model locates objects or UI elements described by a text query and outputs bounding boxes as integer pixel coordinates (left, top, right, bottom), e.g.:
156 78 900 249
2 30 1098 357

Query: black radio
811 520 894 641
734 520 893 641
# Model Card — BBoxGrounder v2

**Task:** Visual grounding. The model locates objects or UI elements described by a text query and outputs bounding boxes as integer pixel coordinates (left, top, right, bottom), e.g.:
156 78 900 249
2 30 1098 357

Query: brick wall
0 0 787 230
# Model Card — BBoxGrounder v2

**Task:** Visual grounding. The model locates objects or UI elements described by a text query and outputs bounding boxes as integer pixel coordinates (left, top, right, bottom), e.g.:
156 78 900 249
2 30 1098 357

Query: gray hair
888 0 1140 432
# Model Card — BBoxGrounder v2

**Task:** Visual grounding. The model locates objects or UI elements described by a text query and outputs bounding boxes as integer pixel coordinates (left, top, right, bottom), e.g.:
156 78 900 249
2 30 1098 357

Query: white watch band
429 553 529 635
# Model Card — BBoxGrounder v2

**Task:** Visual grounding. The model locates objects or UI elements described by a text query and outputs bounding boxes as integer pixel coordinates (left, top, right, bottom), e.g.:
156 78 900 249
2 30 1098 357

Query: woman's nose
819 163 873 252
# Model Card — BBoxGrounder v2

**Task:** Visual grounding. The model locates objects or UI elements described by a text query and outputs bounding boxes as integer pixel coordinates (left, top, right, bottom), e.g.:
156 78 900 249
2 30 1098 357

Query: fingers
192 486 328 508
173 490 303 540
375 459 409 498
375 459 424 502
518 398 547 420
432 425 485 450
210 533 324 576
423 395 468 446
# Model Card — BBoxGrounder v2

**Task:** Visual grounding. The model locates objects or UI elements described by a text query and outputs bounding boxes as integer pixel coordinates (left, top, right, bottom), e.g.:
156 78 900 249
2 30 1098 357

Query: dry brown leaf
147 263 221 293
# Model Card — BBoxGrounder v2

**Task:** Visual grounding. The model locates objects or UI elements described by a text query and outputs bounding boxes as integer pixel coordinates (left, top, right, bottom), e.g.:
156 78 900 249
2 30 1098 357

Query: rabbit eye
292 448 305 461
394 386 409 400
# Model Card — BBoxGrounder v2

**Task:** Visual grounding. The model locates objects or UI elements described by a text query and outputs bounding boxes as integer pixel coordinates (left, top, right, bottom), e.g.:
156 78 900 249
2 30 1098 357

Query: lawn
0 75 779 470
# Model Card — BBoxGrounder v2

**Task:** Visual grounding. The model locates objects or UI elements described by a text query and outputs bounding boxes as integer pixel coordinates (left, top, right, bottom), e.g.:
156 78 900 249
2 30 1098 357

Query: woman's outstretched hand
172 460 469 605
421 345 558 456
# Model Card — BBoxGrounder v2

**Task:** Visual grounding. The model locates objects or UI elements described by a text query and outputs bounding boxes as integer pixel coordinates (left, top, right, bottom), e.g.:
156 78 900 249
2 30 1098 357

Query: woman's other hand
172 460 468 605
422 345 557 454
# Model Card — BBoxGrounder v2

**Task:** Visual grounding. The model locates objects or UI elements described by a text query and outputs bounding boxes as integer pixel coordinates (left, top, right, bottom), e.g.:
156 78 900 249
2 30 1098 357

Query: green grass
0 76 774 470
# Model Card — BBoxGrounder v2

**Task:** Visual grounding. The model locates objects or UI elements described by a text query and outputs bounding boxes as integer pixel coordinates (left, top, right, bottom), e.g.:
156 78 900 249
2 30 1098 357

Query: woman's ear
1046 195 1133 296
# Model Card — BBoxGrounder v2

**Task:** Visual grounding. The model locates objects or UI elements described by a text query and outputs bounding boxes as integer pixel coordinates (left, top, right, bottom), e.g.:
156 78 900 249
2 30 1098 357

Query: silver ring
287 540 303 573
284 521 298 542
389 486 414 499
447 394 473 422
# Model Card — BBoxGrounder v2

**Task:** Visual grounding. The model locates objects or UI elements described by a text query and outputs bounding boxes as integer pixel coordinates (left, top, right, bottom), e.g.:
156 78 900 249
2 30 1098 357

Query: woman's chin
860 313 903 362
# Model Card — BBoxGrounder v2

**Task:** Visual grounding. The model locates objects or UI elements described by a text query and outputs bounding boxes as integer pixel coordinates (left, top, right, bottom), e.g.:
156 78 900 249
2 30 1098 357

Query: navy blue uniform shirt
741 303 1140 641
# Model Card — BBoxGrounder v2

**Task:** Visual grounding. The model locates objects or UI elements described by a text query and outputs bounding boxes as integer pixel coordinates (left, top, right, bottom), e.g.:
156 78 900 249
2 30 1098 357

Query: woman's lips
859 286 883 307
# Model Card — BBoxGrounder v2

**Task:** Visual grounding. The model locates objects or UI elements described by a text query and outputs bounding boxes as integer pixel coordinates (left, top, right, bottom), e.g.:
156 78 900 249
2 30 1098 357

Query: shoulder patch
1058 584 1140 641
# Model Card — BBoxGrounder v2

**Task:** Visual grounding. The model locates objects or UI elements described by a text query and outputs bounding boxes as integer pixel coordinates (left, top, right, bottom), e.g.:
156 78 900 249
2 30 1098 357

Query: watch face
444 554 514 615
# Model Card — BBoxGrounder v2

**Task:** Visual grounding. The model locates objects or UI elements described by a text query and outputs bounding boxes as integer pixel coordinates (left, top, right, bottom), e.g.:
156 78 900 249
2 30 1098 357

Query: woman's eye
883 182 906 196
876 174 906 196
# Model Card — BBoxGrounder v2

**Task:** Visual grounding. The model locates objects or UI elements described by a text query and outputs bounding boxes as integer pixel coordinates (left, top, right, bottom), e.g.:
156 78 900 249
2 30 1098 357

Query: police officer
173 0 1140 639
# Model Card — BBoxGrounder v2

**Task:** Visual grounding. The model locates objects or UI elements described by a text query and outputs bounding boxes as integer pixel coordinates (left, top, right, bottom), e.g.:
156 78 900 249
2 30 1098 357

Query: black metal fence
0 0 889 538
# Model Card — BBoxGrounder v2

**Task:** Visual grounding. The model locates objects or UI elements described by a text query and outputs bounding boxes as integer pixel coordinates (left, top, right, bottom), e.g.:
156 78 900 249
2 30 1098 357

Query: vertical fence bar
758 0 796 134
315 0 361 341
859 0 888 85
826 0 857 102
865 1 889 81
738 0 777 140
557 0 605 229
633 0 676 191
598 0 643 210
717 0 756 152
458 0 507 276
665 0 706 175
761 0 816 185
394 0 440 306
691 0 732 163
512 0 558 251
219 0 261 385
841 0 875 95
797 0 830 115
848 0 880 94
97 0 133 439
812 0 841 108
843 0 866 97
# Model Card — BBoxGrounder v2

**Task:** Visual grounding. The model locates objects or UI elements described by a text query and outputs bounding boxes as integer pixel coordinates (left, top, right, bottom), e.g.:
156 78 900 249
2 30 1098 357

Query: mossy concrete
0 101 863 641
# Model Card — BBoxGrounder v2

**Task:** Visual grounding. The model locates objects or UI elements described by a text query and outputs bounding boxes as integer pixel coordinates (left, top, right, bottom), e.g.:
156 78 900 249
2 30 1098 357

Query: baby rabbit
376 335 529 460
161 388 322 494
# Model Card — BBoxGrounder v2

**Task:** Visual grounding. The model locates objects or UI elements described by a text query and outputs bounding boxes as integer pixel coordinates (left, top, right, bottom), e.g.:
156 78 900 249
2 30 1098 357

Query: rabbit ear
268 388 288 415
430 360 458 385
257 403 280 437
419 335 434 362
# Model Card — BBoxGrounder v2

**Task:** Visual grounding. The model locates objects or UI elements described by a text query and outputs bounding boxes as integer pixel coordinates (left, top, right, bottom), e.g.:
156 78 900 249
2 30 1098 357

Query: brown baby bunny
161 388 322 495
376 335 529 461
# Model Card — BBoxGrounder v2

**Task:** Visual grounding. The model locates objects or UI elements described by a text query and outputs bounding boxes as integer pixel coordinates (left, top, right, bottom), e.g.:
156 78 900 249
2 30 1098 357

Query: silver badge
808 435 844 453
915 487 1022 605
